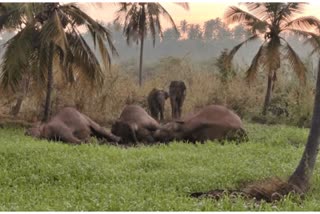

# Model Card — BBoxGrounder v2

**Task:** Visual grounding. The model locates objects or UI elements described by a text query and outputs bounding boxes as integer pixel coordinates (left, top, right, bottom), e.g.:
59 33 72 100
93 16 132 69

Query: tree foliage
224 3 320 114
0 3 117 92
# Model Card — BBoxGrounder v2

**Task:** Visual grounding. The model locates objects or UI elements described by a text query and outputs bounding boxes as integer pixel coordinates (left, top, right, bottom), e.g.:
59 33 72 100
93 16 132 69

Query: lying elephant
153 105 248 143
25 107 120 144
111 105 160 144
147 88 169 121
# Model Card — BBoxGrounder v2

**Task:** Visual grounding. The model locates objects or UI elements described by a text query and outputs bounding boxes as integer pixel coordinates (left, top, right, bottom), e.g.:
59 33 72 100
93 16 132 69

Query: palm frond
226 34 259 67
174 3 189 10
224 6 267 27
282 39 307 85
156 3 178 32
147 4 157 46
0 25 35 90
264 38 281 77
246 43 266 82
277 3 307 23
283 16 320 31
0 3 25 31
117 2 181 47
61 4 118 70
65 29 104 86
286 28 320 51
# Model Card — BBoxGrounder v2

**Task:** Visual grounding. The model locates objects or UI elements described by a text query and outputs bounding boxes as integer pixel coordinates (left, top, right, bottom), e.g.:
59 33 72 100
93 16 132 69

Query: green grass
1 123 320 211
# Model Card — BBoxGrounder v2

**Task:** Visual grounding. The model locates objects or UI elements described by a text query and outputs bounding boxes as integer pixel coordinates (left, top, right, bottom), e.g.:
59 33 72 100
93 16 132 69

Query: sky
79 2 320 29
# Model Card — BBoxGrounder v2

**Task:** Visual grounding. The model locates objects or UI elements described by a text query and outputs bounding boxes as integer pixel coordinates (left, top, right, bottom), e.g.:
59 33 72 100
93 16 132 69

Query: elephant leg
90 125 121 143
177 96 185 119
83 115 120 143
45 125 82 145
159 104 164 121
170 96 176 119
175 98 180 119
150 105 158 121
58 129 82 145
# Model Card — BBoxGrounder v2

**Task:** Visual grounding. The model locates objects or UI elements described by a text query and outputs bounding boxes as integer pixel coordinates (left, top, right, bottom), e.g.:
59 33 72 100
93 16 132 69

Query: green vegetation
0 123 319 211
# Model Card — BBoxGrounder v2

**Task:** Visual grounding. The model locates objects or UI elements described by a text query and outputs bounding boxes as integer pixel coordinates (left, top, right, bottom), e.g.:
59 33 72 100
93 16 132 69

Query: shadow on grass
190 177 304 203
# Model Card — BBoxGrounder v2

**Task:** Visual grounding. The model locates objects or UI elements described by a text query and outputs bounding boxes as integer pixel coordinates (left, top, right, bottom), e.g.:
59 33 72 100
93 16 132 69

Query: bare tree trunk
43 42 54 122
10 74 30 117
262 73 273 115
288 60 320 193
11 98 23 117
139 35 144 87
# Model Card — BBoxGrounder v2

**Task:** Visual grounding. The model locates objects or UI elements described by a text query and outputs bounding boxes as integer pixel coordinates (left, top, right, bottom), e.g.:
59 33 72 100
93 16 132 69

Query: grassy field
1 123 320 211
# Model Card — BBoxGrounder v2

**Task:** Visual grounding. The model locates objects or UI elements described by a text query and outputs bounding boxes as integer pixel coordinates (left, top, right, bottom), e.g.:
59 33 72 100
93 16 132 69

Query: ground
0 123 319 211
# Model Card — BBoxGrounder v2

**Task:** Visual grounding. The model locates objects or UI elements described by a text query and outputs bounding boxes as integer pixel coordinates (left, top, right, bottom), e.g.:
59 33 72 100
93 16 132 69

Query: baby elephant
169 80 186 119
25 107 120 144
147 88 169 121
111 104 160 144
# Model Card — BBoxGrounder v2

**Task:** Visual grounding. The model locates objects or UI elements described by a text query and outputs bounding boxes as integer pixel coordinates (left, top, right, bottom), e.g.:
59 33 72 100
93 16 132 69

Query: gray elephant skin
25 107 120 144
111 105 160 144
169 80 186 119
154 105 248 143
147 88 169 121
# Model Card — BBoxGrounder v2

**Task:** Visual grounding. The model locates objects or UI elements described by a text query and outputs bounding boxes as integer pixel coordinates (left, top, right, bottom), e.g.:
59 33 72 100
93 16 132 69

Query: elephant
25 107 120 144
111 104 161 144
169 80 186 119
153 105 248 143
147 88 169 121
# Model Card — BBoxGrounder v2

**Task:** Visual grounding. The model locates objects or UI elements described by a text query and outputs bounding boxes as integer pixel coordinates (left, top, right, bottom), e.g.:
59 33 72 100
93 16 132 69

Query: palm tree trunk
262 73 273 115
288 60 320 193
139 33 145 87
43 42 54 122
10 74 30 117
138 3 146 87
11 97 24 117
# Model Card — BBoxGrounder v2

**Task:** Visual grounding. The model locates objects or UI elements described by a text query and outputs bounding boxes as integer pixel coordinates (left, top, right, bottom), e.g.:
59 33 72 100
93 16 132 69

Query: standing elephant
25 107 120 144
147 88 169 121
111 105 160 144
169 80 186 119
153 105 248 143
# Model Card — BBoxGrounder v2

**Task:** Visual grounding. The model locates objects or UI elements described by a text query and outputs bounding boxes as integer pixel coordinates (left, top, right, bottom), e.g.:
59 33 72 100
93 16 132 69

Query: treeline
0 17 314 71
79 18 315 70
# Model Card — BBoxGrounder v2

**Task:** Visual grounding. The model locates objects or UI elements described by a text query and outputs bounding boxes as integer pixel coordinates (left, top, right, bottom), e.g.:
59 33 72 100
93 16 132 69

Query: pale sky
79 2 320 29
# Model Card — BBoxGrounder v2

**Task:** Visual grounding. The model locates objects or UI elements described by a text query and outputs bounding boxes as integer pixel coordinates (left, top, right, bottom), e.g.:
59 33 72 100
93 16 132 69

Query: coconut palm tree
288 60 320 193
224 3 320 115
115 3 188 86
0 3 117 121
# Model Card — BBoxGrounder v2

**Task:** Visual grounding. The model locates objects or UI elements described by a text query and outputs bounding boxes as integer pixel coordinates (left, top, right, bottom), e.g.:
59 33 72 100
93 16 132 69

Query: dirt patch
190 177 304 203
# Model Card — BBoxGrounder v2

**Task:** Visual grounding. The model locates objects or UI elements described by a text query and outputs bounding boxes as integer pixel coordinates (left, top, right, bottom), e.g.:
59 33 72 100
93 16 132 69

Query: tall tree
215 49 236 82
187 24 202 40
288 60 320 193
232 24 250 41
163 27 180 41
0 3 117 121
224 3 320 114
203 19 216 40
180 19 189 35
115 3 188 86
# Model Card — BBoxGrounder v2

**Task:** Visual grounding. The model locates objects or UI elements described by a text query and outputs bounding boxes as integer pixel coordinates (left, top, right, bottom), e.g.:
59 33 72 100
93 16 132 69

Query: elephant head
153 120 185 142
